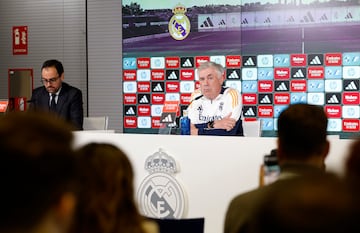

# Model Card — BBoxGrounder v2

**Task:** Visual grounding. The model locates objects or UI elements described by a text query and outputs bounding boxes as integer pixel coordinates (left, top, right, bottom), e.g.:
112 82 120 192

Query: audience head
71 142 146 233
248 173 359 233
345 137 360 185
197 61 225 100
0 111 77 233
277 103 329 167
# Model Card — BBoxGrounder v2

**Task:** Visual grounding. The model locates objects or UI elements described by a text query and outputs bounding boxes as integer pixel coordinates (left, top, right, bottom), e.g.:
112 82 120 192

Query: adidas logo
345 81 358 90
287 15 295 22
167 71 178 79
139 95 149 104
327 95 340 104
345 12 353 19
293 69 305 78
218 19 226 26
161 114 173 123
310 56 322 65
200 17 214 28
244 108 256 116
241 18 248 24
228 70 240 79
264 17 271 23
153 83 163 91
320 13 328 21
276 82 288 91
244 57 255 66
182 59 192 67
260 95 271 104
126 107 135 115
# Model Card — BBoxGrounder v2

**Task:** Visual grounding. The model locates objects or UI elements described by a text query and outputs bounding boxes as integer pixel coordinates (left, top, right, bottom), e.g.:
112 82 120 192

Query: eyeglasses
40 77 60 85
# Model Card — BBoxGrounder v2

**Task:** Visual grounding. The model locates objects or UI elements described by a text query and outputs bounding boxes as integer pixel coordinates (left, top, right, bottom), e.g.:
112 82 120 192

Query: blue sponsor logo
257 55 273 67
307 93 324 105
242 68 257 80
325 80 342 92
151 57 165 69
342 106 359 118
342 52 360 66
273 54 290 67
257 68 274 80
325 66 342 79
242 81 257 93
274 105 288 118
137 117 151 128
260 118 274 131
307 80 324 92
290 93 307 104
327 119 342 132
123 57 137 69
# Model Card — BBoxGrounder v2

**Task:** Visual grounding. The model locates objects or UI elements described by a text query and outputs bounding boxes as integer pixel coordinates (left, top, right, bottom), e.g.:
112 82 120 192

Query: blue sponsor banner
274 105 288 118
290 93 307 104
327 119 342 132
325 66 342 79
273 54 290 67
257 54 273 67
257 68 274 80
307 80 325 92
123 57 137 70
342 52 360 66
242 80 258 93
260 118 274 131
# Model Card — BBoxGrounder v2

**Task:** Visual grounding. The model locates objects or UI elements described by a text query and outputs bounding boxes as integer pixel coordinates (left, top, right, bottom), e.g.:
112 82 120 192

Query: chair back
243 120 262 137
83 116 109 130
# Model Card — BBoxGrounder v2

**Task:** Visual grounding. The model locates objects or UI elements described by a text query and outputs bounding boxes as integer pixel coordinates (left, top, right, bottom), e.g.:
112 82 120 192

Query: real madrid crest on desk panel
137 149 187 218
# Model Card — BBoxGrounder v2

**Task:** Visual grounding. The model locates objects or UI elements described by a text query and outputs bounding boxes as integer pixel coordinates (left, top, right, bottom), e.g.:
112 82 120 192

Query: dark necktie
50 94 57 111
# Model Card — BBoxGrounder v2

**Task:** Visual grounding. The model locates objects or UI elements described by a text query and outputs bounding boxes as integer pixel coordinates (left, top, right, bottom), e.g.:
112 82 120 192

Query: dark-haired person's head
71 143 147 233
277 104 329 168
0 111 77 233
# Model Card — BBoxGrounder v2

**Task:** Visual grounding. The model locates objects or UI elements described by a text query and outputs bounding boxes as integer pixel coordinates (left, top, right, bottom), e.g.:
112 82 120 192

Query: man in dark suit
224 103 330 233
29 59 83 130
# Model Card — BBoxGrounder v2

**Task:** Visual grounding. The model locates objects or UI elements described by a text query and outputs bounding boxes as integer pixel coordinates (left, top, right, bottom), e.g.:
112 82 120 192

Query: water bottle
180 109 190 135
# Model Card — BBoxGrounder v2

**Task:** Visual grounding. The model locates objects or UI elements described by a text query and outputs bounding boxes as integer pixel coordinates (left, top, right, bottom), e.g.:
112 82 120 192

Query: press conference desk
73 132 353 233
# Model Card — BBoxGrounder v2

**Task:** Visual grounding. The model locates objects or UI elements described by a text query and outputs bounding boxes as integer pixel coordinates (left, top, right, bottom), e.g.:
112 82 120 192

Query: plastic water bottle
180 109 190 135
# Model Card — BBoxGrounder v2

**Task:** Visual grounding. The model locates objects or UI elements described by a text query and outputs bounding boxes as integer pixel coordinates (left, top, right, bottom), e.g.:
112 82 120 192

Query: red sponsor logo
180 93 192 105
124 116 137 128
123 93 137 104
343 119 360 131
291 54 307 66
137 105 151 116
165 57 180 68
180 69 195 80
325 106 342 118
342 92 360 105
195 81 200 89
325 53 342 66
226 55 241 68
274 67 290 79
166 82 180 92
258 80 273 93
137 82 151 92
151 117 163 128
151 69 165 80
258 106 274 117
195 56 210 67
307 66 324 79
242 93 257 105
123 70 136 81
137 57 150 69
274 93 290 105
290 80 307 92
152 93 165 104
244 118 257 122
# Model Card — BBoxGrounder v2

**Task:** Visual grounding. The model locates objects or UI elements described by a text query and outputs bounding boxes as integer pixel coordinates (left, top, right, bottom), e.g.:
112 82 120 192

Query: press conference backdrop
122 1 360 138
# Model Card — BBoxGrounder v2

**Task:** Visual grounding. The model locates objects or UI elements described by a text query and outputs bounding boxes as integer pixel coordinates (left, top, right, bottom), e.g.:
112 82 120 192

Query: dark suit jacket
29 82 84 130
224 164 325 233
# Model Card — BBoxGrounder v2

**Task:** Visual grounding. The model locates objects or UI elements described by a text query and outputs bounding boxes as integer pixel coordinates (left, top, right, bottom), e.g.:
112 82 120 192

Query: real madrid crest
137 148 187 218
168 3 191 41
